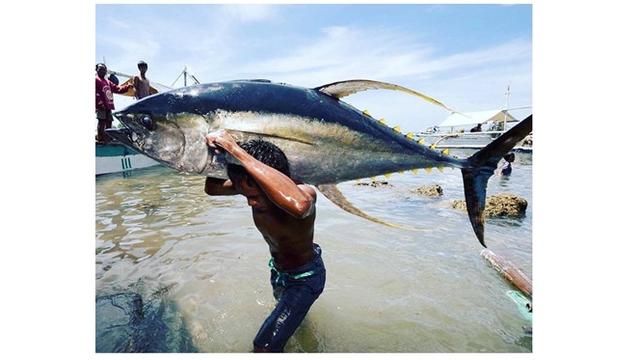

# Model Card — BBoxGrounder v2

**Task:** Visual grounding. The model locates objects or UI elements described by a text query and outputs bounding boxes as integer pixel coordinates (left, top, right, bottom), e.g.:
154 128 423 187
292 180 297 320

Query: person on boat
499 152 516 176
203 130 325 353
95 63 132 143
133 60 151 100
470 123 482 133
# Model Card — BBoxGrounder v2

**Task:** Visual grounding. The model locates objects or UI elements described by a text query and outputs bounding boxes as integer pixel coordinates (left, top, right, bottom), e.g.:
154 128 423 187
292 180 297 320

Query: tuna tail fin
462 115 532 247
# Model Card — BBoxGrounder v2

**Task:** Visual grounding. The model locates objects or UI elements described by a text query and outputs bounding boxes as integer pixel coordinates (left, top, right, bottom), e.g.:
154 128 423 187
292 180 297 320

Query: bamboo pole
481 249 532 298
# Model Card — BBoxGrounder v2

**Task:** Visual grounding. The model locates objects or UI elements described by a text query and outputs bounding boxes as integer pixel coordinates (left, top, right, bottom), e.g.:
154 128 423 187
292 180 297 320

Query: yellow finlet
405 132 414 140
370 177 376 182
363 109 370 116
392 125 401 132
437 165 445 173
378 118 386 125
442 148 450 155
425 167 432 174
417 138 426 145
411 169 419 175
384 173 392 179
429 144 437 150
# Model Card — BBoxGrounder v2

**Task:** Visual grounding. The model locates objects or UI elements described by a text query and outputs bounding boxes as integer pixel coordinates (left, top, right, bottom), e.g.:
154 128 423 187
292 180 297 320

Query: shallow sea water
96 150 532 352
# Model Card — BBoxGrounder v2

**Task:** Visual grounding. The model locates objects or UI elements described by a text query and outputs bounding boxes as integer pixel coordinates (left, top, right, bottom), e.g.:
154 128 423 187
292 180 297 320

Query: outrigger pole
170 66 201 88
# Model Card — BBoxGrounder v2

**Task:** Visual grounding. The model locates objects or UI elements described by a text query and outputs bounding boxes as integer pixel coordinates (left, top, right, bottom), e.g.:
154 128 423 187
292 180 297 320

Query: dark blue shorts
253 244 326 352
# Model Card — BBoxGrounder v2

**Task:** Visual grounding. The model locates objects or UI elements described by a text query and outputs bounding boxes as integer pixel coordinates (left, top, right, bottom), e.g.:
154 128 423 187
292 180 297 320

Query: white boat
96 142 159 176
416 109 533 153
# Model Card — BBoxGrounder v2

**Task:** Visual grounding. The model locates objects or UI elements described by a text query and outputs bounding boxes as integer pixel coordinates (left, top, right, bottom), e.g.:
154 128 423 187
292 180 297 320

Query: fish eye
139 114 155 131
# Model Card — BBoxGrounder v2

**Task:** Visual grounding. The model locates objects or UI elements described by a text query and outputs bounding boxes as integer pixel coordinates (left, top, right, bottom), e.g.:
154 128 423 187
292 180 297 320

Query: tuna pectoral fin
462 115 533 247
315 80 458 114
317 184 415 230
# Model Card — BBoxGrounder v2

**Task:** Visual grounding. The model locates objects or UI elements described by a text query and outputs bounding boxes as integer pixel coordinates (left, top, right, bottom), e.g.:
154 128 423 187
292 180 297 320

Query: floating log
481 249 532 298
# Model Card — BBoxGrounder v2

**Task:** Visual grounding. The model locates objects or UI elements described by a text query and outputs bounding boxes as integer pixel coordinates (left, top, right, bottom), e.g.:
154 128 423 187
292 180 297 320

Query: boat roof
439 109 517 127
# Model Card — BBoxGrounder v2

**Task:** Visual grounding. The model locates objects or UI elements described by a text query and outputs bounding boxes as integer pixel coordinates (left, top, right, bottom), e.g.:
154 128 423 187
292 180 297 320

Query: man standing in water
203 130 326 352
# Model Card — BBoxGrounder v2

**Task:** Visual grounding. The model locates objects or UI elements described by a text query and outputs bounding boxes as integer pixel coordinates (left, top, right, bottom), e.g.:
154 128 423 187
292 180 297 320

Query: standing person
203 130 325 353
499 152 516 176
95 63 132 143
133 60 151 100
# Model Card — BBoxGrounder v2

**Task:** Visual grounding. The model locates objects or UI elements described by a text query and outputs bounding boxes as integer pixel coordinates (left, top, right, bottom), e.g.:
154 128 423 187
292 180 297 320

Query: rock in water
414 184 443 197
354 180 393 188
452 193 527 218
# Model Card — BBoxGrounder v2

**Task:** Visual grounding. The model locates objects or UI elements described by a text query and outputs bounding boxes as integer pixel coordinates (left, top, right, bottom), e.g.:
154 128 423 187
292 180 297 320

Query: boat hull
96 143 159 175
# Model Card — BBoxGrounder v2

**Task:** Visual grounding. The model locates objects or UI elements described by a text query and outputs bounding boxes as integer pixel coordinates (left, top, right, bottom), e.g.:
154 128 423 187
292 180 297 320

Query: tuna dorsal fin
317 184 417 230
314 79 458 113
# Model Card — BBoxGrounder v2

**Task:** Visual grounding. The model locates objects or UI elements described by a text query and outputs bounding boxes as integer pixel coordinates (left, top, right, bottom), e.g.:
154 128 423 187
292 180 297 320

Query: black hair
96 63 106 71
227 139 291 179
503 152 515 162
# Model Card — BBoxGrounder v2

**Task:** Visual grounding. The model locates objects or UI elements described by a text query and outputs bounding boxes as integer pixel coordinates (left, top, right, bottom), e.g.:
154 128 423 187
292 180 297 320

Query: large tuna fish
108 79 532 247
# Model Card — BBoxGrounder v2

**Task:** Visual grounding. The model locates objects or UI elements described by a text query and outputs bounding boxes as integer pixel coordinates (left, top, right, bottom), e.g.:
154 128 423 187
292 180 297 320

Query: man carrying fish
203 130 326 353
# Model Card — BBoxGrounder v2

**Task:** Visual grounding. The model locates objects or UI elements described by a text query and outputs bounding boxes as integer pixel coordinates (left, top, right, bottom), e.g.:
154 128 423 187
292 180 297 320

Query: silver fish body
111 80 464 185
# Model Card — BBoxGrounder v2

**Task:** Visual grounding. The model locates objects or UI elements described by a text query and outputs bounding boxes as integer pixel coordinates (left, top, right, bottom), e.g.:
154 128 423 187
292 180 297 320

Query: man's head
96 63 107 78
504 152 515 163
227 139 291 209
137 60 148 73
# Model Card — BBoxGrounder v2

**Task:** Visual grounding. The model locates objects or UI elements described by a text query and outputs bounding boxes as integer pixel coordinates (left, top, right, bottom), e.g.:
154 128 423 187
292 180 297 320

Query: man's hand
205 130 238 152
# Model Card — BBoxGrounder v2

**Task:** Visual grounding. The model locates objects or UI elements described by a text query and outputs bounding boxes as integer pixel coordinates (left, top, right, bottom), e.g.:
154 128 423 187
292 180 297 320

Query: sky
96 4 531 133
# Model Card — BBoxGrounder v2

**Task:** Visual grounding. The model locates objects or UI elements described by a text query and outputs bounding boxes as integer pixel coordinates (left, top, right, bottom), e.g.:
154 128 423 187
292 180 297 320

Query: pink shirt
96 76 130 110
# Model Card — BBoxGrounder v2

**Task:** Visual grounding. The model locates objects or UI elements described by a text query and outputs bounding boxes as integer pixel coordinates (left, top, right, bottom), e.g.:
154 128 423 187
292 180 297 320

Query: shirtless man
203 130 325 352
133 60 151 100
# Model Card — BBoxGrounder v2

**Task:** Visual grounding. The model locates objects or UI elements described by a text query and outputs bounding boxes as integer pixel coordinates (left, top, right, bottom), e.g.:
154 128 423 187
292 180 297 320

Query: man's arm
204 177 239 196
206 131 316 218
109 80 132 94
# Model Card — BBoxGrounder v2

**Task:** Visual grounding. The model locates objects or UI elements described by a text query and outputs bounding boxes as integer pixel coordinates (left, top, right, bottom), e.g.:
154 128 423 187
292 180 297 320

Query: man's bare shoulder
297 184 317 201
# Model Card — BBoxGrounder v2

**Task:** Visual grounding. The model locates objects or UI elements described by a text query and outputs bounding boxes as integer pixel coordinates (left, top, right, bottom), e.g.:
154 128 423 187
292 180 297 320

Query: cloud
107 18 131 30
231 25 437 86
219 4 277 23
226 25 530 92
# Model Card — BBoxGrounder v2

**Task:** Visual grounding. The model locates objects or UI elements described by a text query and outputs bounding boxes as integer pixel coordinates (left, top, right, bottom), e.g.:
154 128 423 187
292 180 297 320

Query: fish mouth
105 128 135 148
112 110 130 124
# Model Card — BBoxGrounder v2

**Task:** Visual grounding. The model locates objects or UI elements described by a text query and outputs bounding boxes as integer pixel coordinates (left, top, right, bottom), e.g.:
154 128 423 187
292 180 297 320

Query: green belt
268 258 315 280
